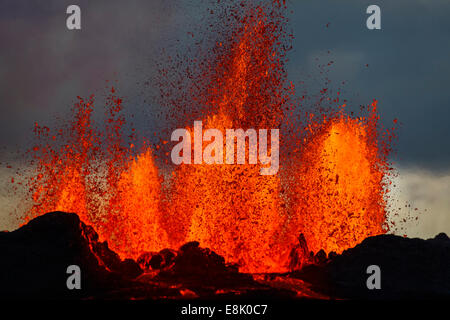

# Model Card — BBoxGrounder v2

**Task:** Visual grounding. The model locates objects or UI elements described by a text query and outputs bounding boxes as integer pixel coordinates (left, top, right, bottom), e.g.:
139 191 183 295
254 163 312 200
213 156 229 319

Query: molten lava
161 2 294 273
291 107 388 254
18 1 395 273
166 113 287 273
26 91 169 259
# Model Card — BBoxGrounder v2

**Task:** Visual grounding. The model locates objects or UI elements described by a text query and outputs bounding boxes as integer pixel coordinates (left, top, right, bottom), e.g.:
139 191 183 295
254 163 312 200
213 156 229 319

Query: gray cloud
287 0 450 168
0 0 187 149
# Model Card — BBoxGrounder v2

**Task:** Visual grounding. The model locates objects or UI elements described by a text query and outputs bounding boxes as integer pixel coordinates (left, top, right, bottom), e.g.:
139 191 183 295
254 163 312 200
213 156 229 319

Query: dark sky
0 0 449 170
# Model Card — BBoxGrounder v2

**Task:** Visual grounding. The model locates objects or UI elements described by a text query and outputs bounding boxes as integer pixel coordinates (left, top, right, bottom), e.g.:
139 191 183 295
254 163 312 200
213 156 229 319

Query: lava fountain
26 91 169 259
16 0 395 273
290 101 390 255
162 2 292 273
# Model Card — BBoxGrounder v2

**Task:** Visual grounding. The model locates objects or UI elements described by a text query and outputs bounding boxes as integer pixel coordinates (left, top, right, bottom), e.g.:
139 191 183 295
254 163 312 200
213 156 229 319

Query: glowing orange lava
166 113 287 273
291 104 388 254
26 92 169 258
162 2 294 273
19 1 395 273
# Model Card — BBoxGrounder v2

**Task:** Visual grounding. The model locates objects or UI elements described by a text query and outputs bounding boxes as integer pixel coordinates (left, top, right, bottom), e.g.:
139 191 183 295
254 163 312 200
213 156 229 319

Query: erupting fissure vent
18 1 396 273
290 105 389 255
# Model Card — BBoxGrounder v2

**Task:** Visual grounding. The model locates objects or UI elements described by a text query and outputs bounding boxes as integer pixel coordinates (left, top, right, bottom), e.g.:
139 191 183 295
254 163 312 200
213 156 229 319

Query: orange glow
26 93 170 258
20 1 394 274
162 4 293 272
111 149 168 258
27 96 95 226
291 111 388 254
166 113 287 273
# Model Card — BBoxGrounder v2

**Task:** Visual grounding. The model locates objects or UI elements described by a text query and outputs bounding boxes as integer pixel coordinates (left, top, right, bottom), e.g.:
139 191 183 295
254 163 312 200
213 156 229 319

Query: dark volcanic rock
80 224 142 279
314 249 327 265
289 233 311 271
0 212 142 298
1 212 297 299
139 242 296 298
137 248 176 271
117 258 143 279
6 211 448 300
295 233 450 299
157 241 254 292
149 253 164 269
0 213 293 299
167 241 236 276
289 233 331 271
137 251 159 270
159 248 176 268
